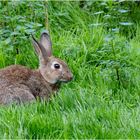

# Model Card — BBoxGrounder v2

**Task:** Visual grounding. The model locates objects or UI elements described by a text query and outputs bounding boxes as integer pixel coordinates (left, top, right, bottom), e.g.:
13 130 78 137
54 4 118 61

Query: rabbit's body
0 65 59 105
0 31 73 105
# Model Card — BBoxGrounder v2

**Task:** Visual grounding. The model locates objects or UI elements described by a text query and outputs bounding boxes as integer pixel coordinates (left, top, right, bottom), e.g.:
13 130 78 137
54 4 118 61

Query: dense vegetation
0 1 140 138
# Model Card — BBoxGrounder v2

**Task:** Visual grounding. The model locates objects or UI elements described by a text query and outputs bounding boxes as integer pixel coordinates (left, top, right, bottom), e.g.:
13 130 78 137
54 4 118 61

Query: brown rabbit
0 31 73 105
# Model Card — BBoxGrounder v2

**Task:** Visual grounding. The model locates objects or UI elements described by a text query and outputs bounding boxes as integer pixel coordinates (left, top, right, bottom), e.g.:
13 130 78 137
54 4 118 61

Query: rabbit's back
0 65 31 86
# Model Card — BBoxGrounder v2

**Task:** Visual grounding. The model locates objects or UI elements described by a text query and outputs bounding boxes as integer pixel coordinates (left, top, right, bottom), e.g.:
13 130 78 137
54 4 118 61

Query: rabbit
0 31 73 105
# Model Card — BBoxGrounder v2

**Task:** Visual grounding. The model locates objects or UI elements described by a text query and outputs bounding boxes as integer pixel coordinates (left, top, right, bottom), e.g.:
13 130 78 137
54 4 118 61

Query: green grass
0 1 140 139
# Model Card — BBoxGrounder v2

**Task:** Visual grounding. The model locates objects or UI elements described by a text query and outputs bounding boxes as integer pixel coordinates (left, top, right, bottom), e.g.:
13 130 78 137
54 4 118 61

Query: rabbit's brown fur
0 31 73 105
0 65 58 105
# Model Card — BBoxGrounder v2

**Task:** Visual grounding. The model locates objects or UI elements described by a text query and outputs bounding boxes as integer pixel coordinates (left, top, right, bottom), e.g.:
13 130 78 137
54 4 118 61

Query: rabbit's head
32 31 73 84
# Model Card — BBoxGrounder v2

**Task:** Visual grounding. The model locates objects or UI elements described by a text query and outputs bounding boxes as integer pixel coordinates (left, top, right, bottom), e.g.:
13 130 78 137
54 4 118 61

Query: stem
111 41 121 88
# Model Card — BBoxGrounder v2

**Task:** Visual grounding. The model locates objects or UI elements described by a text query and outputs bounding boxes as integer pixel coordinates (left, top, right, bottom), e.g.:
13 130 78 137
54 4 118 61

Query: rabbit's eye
54 63 60 69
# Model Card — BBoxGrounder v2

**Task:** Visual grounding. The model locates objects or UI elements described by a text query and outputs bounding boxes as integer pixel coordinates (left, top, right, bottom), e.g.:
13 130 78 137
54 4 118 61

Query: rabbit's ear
40 31 52 57
32 35 48 64
32 35 42 56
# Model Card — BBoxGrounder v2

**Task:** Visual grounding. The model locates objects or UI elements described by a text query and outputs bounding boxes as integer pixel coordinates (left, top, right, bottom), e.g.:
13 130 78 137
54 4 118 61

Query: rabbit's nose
68 74 73 81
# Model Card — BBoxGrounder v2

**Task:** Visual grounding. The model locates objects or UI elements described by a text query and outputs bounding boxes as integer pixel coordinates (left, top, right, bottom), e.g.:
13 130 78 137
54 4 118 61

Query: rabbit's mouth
61 80 69 83
59 78 73 83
